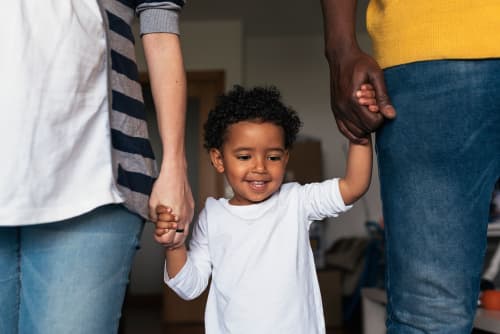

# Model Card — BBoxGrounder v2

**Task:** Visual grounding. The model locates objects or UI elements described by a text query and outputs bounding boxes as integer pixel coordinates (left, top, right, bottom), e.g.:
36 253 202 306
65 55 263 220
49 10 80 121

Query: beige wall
181 20 243 89
134 20 242 87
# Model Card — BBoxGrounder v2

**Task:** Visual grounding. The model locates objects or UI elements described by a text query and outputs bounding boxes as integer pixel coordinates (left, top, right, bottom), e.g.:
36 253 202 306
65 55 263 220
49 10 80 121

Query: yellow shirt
366 1 500 69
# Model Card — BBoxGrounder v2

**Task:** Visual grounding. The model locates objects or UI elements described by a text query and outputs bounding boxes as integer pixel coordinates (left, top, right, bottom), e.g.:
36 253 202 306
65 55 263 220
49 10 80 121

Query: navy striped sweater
99 0 184 219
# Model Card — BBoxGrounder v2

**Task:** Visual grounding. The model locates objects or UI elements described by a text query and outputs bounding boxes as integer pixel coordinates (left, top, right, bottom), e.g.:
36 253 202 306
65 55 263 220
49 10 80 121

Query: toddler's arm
155 205 187 278
338 138 373 205
336 83 376 205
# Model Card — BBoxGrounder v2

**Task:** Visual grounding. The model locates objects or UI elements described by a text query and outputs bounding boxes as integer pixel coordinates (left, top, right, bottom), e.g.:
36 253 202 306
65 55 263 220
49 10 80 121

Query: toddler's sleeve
301 178 352 221
164 208 211 300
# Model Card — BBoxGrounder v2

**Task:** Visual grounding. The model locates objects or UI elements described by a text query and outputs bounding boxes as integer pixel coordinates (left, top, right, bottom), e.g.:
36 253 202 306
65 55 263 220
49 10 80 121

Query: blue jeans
0 204 144 334
377 59 500 333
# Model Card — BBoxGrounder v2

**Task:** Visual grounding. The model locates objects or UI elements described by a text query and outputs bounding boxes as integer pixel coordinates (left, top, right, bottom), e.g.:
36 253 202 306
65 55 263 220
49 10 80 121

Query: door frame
186 70 226 204
139 70 225 206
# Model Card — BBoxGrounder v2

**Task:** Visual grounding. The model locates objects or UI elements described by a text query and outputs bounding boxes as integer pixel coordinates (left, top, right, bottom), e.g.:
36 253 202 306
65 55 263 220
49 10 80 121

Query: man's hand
327 48 396 144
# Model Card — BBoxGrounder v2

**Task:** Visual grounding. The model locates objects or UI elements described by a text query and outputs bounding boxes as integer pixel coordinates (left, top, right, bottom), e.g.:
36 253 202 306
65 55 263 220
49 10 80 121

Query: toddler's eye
268 156 282 161
237 155 251 161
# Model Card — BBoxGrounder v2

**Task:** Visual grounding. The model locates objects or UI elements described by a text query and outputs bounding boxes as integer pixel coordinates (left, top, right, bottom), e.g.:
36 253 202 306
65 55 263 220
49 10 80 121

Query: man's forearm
321 0 360 60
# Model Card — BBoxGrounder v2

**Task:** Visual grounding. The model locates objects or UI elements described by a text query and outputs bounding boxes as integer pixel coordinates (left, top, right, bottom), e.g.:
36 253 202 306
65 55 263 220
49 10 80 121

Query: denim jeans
0 204 144 334
376 59 500 333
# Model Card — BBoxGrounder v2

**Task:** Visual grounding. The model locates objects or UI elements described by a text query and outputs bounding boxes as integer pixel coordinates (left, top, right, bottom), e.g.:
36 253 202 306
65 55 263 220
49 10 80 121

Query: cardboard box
317 269 343 328
286 138 323 184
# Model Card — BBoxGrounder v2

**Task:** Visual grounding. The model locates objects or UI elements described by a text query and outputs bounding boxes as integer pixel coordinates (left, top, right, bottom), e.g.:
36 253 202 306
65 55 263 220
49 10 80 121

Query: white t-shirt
165 179 351 334
0 1 123 225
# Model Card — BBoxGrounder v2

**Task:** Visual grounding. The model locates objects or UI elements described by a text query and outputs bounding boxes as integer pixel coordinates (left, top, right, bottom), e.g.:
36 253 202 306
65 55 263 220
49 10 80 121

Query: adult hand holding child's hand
154 205 187 249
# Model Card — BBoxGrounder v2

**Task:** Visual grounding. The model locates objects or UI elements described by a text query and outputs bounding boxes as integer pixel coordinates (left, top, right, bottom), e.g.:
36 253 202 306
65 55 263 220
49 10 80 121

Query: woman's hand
149 162 194 248
142 32 194 248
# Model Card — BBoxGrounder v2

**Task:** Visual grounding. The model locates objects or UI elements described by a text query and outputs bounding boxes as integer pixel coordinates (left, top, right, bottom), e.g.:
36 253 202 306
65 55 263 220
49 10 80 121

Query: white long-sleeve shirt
165 179 351 334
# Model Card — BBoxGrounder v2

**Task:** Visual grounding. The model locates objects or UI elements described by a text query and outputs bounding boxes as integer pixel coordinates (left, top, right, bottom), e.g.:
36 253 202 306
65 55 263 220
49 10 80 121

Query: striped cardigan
98 0 184 219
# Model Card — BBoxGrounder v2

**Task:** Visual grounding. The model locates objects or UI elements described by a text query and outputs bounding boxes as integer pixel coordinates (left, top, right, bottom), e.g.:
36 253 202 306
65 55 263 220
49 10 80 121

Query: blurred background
120 1 500 333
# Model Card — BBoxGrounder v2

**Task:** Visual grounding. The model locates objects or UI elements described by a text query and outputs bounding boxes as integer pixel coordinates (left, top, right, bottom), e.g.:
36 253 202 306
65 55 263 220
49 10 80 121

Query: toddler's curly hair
203 85 302 150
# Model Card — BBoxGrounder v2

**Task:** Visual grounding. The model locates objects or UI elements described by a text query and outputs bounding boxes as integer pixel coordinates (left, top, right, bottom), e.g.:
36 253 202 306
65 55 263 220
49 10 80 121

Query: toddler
155 85 375 334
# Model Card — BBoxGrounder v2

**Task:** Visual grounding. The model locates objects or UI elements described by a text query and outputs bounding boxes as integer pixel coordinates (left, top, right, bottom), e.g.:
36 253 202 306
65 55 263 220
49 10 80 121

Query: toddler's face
210 121 289 206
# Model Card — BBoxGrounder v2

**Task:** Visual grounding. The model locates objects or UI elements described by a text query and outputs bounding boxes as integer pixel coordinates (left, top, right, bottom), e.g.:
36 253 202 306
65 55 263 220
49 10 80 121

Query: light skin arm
338 137 373 205
154 205 188 277
142 32 194 248
320 0 396 144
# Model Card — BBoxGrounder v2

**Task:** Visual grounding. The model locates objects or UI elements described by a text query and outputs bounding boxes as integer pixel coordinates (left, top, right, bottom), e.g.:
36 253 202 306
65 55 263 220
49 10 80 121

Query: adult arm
320 0 395 144
142 32 194 248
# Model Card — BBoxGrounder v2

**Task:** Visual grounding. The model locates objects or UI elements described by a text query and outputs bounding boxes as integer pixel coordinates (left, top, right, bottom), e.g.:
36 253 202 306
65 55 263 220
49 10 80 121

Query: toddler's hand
356 83 379 113
154 205 183 248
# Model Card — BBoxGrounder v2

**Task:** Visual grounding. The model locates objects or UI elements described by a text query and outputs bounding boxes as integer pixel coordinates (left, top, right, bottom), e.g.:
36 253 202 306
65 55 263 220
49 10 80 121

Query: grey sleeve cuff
139 8 180 35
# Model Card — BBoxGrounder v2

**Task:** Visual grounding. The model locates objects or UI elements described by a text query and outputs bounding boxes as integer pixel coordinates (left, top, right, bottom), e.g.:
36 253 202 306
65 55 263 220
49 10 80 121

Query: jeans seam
16 228 21 334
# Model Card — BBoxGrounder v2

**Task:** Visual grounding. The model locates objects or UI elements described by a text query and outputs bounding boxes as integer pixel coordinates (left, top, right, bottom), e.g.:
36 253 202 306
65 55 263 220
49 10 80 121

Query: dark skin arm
320 0 396 144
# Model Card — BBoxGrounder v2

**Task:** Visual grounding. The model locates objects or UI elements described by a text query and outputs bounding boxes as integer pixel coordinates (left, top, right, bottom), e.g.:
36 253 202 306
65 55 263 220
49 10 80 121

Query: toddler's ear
283 150 290 166
209 148 225 173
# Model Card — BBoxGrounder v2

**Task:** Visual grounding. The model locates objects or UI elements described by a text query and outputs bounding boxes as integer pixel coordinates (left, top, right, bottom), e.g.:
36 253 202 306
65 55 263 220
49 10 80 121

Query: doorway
186 70 226 207
126 70 225 299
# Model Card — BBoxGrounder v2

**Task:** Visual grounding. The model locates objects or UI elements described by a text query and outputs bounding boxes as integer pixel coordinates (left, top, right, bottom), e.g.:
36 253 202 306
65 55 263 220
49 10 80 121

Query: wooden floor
121 298 362 334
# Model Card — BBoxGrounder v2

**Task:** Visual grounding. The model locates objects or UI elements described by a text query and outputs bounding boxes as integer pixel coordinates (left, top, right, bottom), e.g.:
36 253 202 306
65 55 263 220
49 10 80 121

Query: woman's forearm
142 32 187 167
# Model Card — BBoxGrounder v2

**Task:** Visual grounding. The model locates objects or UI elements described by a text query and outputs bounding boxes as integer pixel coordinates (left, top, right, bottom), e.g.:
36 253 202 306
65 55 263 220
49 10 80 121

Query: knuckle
377 93 390 104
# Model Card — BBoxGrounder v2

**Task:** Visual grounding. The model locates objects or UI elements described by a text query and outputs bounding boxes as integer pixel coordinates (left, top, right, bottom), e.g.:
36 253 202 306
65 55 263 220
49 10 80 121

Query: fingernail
384 105 396 116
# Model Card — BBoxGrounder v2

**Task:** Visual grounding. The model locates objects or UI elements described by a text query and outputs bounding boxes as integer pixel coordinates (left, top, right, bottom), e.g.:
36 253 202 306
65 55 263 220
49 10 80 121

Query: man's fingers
337 119 368 145
369 74 396 119
377 93 396 119
357 105 385 131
